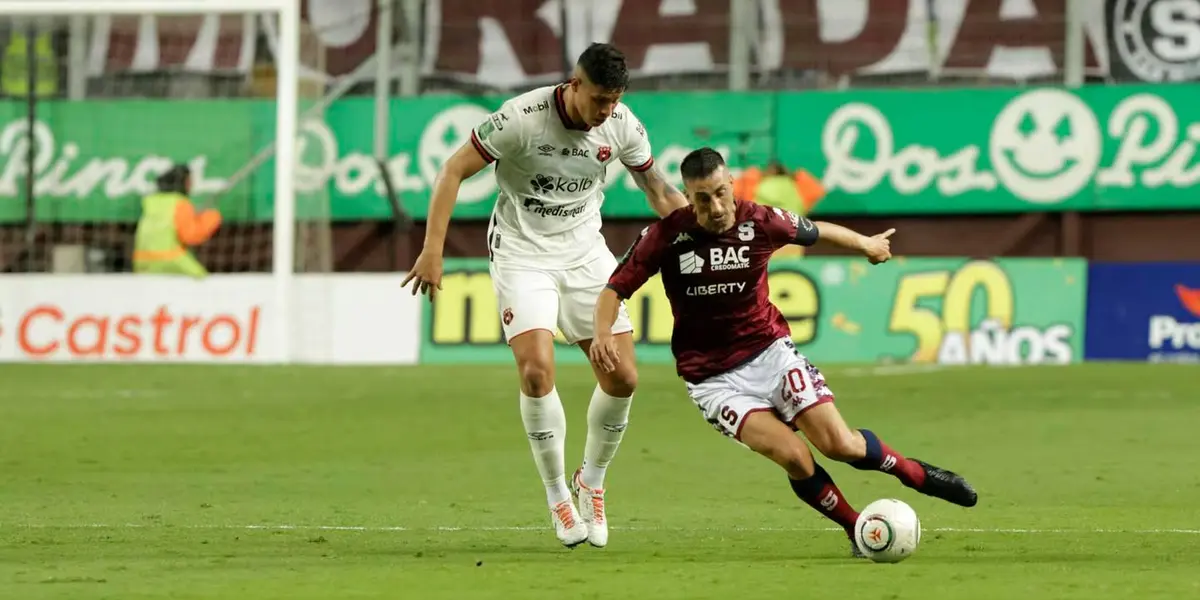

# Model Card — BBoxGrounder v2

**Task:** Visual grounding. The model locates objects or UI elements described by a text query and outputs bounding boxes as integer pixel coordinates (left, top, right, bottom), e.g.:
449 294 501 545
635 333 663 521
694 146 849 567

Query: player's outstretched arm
628 163 689 217
400 143 488 299
814 221 896 265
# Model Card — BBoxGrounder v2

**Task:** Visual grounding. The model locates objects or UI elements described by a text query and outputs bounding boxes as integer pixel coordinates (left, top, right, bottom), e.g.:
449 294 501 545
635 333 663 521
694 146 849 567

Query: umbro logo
537 144 555 156
672 233 692 245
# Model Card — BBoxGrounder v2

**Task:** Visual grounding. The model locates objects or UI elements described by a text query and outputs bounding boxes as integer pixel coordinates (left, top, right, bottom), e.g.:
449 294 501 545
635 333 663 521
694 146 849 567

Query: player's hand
860 228 895 265
401 250 445 300
588 333 621 373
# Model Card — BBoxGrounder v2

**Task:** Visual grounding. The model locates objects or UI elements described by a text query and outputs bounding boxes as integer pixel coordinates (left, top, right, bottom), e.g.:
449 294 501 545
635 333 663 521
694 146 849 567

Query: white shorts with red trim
685 337 835 442
489 249 634 345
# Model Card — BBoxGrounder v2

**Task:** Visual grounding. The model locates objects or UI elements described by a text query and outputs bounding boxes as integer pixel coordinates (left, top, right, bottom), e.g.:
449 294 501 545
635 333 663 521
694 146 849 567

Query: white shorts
489 250 634 345
685 338 835 442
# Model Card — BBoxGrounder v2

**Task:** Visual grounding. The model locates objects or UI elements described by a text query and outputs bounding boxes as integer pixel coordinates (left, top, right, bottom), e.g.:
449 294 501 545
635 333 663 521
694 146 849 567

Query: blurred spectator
132 164 222 278
1 28 58 98
735 161 825 258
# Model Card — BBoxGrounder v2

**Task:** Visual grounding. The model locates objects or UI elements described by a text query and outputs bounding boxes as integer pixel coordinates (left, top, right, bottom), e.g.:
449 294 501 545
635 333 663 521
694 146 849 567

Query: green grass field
1 362 1197 599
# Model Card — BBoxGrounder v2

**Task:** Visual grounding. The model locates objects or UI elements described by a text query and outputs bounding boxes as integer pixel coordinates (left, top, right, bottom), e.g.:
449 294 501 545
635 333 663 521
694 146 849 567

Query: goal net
0 0 322 276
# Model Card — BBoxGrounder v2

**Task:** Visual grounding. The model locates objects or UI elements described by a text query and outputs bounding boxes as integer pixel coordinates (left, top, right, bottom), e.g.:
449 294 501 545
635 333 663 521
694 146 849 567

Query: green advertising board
0 100 262 223
777 85 1200 214
419 256 1087 367
4 84 1195 223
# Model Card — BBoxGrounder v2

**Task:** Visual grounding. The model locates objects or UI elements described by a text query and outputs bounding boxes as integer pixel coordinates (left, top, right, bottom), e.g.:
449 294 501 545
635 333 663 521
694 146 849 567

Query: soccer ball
854 499 921 563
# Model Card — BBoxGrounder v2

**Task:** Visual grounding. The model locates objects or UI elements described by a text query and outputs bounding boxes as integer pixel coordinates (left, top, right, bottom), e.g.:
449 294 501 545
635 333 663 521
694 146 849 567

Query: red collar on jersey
554 85 592 132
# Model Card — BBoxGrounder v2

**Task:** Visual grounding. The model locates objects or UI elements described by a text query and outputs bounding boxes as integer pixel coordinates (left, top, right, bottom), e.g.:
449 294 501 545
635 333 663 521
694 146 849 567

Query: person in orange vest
132 164 223 277
735 161 825 258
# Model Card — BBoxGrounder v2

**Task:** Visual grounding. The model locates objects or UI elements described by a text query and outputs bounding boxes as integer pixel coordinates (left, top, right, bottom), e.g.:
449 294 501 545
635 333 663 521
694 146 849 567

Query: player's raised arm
591 224 667 372
619 112 688 217
402 109 521 299
760 205 894 266
814 222 895 265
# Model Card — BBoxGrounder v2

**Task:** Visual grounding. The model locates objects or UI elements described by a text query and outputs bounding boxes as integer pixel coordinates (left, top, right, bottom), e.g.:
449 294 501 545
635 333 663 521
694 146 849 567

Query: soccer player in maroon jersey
590 147 978 557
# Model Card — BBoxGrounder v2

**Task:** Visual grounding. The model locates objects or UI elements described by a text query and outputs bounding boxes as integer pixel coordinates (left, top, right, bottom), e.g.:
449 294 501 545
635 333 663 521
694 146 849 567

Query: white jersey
470 84 654 270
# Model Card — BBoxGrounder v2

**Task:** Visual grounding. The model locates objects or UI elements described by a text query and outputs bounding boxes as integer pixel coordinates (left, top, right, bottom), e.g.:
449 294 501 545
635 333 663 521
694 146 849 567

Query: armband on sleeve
793 216 819 247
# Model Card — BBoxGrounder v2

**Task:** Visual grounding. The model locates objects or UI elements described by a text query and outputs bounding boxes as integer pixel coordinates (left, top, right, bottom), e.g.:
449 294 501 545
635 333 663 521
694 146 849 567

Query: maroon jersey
607 200 820 383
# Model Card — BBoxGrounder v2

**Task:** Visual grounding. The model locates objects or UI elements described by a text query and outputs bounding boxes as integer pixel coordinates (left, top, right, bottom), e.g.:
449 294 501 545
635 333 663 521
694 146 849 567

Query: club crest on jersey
597 146 612 162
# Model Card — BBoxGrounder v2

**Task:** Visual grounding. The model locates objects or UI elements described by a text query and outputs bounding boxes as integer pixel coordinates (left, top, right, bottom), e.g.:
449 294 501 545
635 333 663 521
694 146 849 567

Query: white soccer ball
854 499 921 563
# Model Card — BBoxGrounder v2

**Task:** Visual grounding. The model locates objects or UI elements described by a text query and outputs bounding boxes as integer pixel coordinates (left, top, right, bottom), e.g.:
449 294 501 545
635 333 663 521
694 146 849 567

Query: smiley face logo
989 89 1101 204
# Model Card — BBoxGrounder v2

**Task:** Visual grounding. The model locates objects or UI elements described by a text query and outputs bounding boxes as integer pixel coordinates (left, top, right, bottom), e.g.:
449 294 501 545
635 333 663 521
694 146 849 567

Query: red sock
852 429 926 488
789 464 860 533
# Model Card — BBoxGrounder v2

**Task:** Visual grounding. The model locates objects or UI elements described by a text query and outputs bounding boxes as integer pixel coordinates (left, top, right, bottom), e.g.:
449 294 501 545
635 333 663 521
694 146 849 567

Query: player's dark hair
577 43 628 91
679 147 726 181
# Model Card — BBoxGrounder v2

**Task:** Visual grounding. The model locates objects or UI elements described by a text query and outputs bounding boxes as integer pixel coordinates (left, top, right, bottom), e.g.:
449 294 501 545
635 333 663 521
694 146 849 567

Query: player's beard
701 216 733 233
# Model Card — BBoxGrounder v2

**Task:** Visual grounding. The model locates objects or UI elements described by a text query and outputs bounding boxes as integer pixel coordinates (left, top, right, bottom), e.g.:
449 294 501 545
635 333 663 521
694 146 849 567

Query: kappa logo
1112 0 1200 82
679 250 705 275
672 232 693 245
597 146 612 162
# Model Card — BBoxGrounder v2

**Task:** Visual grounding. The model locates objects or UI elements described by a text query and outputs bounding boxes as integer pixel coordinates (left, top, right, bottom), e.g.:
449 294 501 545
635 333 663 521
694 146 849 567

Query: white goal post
0 0 301 362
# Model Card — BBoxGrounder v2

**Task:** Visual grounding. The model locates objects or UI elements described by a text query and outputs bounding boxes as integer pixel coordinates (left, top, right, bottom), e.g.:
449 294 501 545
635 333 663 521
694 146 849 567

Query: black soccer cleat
911 459 978 508
847 533 868 559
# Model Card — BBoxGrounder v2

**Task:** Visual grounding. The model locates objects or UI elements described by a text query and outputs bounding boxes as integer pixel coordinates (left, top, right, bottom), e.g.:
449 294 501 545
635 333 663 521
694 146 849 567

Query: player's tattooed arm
628 163 689 217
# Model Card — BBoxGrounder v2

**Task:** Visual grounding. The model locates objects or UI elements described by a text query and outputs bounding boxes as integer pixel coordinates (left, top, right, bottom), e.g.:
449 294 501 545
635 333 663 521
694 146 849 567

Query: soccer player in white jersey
402 43 688 548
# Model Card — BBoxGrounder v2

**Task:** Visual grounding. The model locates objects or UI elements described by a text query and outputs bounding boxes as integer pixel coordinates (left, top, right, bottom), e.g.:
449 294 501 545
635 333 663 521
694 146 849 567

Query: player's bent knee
517 361 555 397
598 368 637 397
511 330 556 397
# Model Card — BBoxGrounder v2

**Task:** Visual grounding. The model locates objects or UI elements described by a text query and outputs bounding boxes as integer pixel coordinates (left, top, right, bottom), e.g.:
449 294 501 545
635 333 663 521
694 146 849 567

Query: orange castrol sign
15 304 262 359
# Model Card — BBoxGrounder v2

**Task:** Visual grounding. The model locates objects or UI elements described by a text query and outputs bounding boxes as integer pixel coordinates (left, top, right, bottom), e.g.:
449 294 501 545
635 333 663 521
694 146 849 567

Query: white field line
840 364 951 377
5 523 1200 535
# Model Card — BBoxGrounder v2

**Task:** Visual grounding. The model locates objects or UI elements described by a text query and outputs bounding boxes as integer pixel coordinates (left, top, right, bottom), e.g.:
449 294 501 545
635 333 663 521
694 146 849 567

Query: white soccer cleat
550 499 588 548
571 468 608 548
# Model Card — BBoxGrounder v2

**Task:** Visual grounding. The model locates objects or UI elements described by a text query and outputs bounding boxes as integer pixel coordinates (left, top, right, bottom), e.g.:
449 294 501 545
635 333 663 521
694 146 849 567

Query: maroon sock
788 464 860 533
851 429 926 488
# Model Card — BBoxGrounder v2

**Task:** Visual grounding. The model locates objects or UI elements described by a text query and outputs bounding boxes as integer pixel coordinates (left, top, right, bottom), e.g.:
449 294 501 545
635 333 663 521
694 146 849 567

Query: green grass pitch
1 362 1197 599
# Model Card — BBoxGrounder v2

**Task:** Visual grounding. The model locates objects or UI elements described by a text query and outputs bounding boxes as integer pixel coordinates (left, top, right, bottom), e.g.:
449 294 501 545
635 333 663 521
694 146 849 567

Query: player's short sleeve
762 205 820 249
617 107 654 173
470 105 522 164
608 223 667 299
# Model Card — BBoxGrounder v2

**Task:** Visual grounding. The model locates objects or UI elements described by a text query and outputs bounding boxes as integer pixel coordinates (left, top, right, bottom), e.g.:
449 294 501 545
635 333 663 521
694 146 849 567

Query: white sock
520 388 571 506
581 385 633 490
